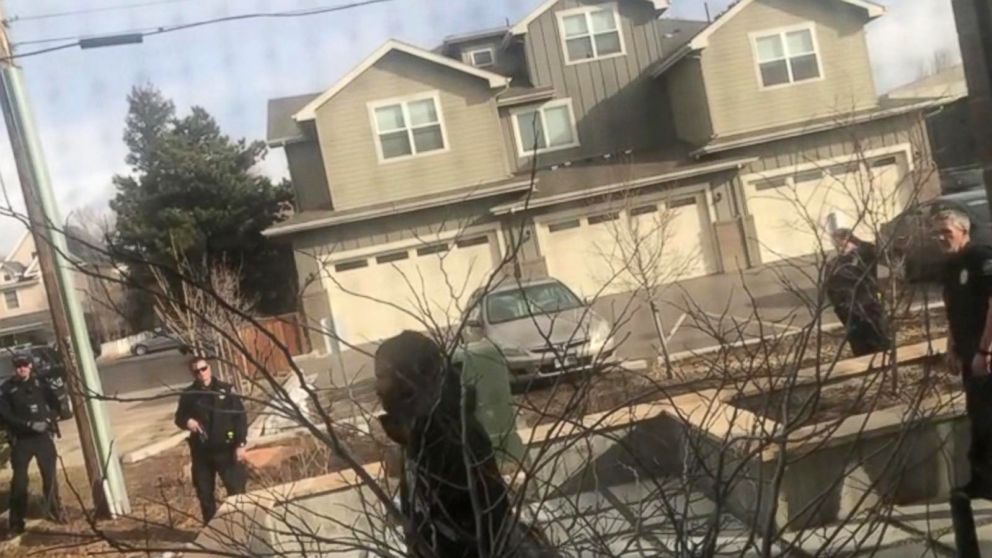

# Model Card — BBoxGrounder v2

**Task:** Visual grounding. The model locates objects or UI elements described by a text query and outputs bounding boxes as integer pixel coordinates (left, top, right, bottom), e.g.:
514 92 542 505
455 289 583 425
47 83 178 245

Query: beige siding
314 50 509 211
285 141 331 211
727 112 940 207
519 0 675 168
0 281 48 319
666 58 713 145
733 113 932 179
701 0 879 137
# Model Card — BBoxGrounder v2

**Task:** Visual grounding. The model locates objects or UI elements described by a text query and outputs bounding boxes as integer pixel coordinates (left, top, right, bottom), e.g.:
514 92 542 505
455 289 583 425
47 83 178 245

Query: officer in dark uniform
0 354 68 534
174 357 248 523
933 209 992 498
825 228 891 357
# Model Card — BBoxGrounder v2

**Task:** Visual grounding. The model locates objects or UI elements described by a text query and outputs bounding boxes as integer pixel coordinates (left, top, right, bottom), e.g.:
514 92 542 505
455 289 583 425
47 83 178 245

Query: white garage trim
739 143 914 185
530 181 713 228
320 228 501 347
741 144 914 264
322 228 493 266
534 184 719 297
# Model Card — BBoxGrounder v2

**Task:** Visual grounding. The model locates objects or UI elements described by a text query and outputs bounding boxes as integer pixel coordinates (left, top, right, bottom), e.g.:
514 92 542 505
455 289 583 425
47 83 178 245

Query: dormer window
557 5 625 65
466 47 496 68
751 24 822 89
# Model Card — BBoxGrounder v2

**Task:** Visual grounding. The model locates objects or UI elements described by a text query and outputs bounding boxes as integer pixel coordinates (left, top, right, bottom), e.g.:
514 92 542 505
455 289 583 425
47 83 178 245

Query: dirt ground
0 308 952 555
0 427 389 557
514 310 950 428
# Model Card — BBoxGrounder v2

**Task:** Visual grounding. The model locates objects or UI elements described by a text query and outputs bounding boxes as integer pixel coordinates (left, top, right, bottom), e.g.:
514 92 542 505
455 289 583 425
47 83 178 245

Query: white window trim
465 46 496 68
749 22 824 91
367 91 450 165
555 4 627 66
510 98 581 158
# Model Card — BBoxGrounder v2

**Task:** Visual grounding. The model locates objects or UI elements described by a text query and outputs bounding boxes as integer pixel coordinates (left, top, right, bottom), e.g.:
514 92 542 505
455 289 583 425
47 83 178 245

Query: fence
231 313 310 381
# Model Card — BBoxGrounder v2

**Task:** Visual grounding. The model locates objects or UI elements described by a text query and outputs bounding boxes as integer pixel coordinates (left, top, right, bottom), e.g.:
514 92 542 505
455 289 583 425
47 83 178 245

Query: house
0 230 128 348
885 64 978 192
265 0 940 350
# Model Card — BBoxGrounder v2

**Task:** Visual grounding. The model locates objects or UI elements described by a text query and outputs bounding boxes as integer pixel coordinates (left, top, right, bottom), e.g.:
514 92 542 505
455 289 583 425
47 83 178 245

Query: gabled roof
511 0 670 36
294 40 512 122
440 26 510 51
649 0 885 78
267 93 320 146
885 64 967 102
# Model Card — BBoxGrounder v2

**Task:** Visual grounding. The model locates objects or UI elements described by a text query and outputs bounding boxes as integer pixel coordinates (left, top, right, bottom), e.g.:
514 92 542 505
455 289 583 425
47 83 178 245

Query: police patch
962 269 970 285
982 259 992 276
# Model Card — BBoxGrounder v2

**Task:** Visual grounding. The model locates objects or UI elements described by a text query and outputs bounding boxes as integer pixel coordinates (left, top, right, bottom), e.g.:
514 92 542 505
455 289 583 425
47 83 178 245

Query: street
55 351 191 469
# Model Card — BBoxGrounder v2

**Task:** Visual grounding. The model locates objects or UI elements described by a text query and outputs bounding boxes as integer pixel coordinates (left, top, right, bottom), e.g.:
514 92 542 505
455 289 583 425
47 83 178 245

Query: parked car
463 278 616 390
880 188 992 282
130 328 187 356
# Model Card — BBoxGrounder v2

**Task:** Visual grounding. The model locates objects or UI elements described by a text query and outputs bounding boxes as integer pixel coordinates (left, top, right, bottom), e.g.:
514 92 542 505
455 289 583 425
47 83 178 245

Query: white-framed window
4 290 18 310
368 92 448 162
751 24 822 89
466 47 496 68
556 5 625 64
511 99 580 157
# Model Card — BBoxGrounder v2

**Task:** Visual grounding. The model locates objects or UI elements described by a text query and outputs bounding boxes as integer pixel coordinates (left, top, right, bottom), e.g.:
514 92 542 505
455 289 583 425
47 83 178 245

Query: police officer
0 354 67 534
174 357 248 523
933 209 992 498
825 228 891 357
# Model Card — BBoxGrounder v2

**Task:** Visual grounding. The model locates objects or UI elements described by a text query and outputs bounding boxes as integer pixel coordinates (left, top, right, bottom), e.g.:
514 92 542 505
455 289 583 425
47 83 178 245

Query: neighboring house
885 64 977 192
0 230 128 348
265 0 941 349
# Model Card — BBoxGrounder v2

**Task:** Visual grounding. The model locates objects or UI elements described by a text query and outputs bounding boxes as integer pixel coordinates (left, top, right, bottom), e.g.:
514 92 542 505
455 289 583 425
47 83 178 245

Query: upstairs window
370 93 447 162
558 5 625 64
752 25 821 88
512 99 579 156
4 290 18 310
466 47 495 68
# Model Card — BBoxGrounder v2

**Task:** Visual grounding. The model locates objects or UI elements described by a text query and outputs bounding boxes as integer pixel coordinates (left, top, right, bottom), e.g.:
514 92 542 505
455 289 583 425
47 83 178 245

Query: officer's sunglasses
192 365 209 373
14 362 30 369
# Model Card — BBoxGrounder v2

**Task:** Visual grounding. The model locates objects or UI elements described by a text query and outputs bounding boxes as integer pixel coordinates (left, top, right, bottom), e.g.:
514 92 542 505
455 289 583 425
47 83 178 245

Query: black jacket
0 375 64 438
826 242 883 323
174 379 247 449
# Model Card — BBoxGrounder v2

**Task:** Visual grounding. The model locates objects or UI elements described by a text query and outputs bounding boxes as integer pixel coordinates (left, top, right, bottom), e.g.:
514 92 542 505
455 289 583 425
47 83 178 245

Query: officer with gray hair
933 208 992 499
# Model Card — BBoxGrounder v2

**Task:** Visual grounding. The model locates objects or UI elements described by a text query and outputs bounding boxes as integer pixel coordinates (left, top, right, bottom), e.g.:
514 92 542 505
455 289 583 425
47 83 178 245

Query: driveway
303 259 941 389
53 351 191 469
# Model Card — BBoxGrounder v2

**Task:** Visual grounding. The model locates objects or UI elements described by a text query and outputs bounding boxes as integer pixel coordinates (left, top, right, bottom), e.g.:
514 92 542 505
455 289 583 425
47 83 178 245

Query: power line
8 0 195 23
5 0 392 61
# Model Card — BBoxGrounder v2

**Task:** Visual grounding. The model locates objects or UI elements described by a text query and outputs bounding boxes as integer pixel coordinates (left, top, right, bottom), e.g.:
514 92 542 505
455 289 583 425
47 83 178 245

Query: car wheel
133 345 148 356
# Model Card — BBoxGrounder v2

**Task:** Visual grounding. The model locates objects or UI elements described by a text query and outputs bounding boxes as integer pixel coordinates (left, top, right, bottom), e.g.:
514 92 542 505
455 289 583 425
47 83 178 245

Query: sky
0 0 964 254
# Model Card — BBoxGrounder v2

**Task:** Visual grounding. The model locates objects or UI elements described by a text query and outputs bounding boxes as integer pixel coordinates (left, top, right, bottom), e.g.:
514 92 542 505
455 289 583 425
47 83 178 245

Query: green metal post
0 62 131 516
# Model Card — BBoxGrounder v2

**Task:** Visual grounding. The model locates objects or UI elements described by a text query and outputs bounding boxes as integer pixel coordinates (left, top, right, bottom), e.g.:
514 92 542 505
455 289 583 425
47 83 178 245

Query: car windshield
486 282 583 324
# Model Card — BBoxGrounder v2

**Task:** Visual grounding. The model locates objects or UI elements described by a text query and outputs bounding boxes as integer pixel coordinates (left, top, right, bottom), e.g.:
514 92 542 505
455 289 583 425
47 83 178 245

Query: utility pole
0 3 130 516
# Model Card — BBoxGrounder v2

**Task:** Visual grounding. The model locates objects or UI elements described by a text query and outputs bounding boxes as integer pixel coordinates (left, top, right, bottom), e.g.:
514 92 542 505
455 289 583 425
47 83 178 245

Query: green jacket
455 339 526 467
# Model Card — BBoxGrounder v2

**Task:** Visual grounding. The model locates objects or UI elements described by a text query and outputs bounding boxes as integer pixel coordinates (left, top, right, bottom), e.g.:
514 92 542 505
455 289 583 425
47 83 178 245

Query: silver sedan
464 278 617 387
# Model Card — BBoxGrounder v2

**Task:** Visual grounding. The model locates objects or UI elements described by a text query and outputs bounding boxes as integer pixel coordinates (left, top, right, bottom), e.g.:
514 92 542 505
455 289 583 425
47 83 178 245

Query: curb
121 431 189 464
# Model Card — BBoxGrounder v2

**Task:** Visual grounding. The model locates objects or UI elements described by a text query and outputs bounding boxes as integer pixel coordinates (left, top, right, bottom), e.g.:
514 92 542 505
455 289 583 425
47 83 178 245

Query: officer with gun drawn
0 353 70 535
174 356 248 524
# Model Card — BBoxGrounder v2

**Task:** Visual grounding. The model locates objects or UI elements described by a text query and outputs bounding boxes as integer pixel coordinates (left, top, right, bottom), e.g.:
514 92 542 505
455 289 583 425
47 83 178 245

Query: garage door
745 154 908 264
538 193 719 299
322 234 497 346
